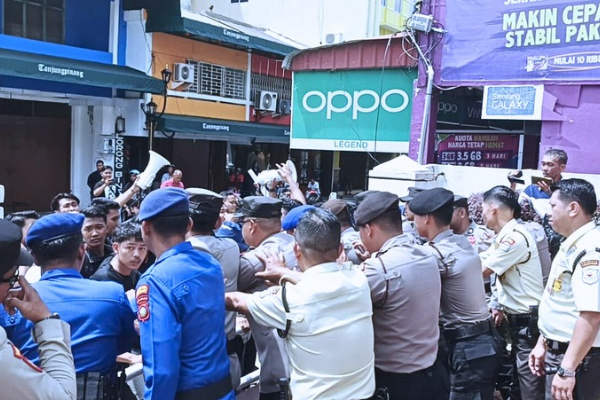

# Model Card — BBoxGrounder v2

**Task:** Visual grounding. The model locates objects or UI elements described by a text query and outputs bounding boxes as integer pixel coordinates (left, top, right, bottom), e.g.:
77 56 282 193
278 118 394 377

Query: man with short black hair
227 208 376 399
80 207 113 279
354 191 444 400
6 210 40 246
91 198 121 238
529 178 600 400
186 188 242 390
411 188 503 399
91 222 146 292
321 199 361 264
451 195 495 254
93 166 119 199
87 160 105 197
51 193 80 213
10 213 135 399
136 188 233 400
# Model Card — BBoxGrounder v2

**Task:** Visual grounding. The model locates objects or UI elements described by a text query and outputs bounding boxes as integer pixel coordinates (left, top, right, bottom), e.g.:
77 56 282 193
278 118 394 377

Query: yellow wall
151 33 247 121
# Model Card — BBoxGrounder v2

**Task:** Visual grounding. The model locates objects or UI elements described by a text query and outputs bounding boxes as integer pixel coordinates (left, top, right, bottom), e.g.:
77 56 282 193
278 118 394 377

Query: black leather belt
444 319 493 342
175 375 232 400
545 338 600 355
507 313 530 328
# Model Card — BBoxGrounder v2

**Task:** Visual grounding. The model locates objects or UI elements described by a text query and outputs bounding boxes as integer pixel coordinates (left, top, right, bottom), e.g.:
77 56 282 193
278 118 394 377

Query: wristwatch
557 366 576 377
37 313 61 323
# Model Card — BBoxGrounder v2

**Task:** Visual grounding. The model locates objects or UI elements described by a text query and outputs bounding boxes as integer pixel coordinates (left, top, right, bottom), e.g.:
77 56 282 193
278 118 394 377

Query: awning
157 114 290 143
145 8 300 56
0 48 165 94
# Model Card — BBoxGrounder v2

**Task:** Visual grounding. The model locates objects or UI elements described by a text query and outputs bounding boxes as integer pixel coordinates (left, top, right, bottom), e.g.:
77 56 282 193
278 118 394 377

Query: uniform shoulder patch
582 269 600 285
498 237 516 252
11 343 43 372
136 284 150 322
580 260 600 268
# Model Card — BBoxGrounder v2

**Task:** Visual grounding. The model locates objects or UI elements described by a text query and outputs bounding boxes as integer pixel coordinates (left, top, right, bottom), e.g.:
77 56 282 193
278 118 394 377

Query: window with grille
185 60 246 100
4 0 65 44
251 73 292 102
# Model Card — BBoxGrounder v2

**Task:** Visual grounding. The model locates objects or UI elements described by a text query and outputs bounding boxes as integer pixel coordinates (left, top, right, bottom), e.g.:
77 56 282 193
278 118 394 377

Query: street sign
291 69 417 153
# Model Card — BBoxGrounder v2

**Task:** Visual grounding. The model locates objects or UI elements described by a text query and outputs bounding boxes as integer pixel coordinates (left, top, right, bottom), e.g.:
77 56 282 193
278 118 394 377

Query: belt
175 375 232 400
507 313 530 328
444 319 493 342
545 338 600 355
76 372 116 400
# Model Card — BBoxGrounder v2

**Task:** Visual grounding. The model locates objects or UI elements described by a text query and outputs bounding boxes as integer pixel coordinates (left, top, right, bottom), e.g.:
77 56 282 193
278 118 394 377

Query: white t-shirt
247 262 375 400
539 221 600 346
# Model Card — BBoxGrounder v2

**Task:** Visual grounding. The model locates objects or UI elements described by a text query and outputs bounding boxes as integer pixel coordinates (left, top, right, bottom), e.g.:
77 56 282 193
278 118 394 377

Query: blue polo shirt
523 184 551 200
10 268 135 374
137 241 233 400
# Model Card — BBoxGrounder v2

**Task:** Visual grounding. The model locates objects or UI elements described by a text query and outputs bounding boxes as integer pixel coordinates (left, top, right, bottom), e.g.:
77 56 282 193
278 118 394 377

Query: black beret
453 195 469 209
186 188 223 216
410 188 454 215
399 187 425 202
0 219 32 275
321 199 348 216
235 196 282 219
354 190 380 205
354 192 399 226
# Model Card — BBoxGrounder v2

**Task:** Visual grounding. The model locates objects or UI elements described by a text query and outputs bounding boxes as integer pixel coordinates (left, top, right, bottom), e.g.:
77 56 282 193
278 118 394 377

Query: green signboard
291 68 417 153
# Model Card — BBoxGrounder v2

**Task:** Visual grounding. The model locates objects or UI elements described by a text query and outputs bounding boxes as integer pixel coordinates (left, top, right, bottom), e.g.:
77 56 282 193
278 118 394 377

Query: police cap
321 199 348 216
26 213 84 250
354 191 400 226
0 220 33 275
399 187 425 203
409 188 454 216
186 188 223 217
354 190 380 206
234 196 282 219
138 188 189 222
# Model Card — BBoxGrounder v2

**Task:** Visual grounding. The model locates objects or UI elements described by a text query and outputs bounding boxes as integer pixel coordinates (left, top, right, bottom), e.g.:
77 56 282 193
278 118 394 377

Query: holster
528 305 539 340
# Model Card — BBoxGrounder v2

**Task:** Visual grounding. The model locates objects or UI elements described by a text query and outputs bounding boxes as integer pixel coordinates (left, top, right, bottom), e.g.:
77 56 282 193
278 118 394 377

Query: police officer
321 199 361 264
236 196 292 399
136 188 233 400
479 186 545 399
529 178 600 400
451 195 495 254
186 188 242 390
0 219 76 400
9 212 135 400
411 188 503 399
354 191 444 400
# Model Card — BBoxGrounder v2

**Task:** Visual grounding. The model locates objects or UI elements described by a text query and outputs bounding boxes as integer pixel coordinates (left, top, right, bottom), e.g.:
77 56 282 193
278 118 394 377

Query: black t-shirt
90 256 140 292
81 245 114 279
87 170 102 191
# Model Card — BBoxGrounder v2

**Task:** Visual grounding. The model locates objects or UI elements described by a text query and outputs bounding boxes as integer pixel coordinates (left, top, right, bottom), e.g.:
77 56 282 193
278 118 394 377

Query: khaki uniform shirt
238 231 295 393
464 221 496 254
341 227 361 265
247 262 375 399
480 219 544 314
364 234 441 373
429 230 489 329
539 222 600 346
0 319 76 399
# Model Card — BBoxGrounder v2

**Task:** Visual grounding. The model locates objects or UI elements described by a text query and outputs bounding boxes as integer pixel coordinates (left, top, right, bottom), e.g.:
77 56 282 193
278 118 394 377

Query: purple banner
441 1 600 83
437 134 520 168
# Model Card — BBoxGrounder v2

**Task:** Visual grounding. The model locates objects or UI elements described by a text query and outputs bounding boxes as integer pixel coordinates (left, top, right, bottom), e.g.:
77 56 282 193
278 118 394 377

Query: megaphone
250 159 299 197
136 151 171 190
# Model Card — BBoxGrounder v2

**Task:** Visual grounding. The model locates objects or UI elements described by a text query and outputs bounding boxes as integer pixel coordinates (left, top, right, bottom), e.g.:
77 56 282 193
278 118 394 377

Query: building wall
190 0 378 47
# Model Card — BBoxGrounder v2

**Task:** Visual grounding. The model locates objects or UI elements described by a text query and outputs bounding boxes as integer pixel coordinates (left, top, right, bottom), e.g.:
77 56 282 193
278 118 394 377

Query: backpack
514 221 552 286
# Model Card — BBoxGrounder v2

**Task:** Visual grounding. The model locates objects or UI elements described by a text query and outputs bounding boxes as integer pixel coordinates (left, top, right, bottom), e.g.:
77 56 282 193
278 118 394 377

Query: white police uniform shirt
539 221 600 346
246 262 375 399
480 218 544 314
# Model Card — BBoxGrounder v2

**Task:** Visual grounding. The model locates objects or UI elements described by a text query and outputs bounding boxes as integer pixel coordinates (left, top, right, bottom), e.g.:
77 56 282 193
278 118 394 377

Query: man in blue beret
410 188 503 399
236 195 294 399
136 188 234 400
281 205 315 233
353 191 444 400
10 212 136 400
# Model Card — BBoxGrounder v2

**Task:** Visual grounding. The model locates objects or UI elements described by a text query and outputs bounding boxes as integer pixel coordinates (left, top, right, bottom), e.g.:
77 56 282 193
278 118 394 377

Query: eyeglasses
0 268 19 289
240 218 258 226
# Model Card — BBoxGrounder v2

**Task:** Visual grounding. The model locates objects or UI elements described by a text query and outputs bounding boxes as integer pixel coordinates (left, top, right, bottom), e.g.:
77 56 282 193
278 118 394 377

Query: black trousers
445 330 504 400
373 363 446 400
544 349 600 400
510 325 545 400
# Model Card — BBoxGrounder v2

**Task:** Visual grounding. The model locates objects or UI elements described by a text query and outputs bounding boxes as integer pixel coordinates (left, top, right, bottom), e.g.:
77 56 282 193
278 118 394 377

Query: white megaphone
249 160 298 197
136 151 171 190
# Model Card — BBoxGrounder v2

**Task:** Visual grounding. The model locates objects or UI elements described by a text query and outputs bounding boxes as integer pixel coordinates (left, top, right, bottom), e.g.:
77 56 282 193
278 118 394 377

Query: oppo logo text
302 89 410 120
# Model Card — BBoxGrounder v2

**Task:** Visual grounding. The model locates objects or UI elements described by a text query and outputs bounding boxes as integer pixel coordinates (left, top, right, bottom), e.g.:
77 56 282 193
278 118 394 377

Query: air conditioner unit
255 91 278 112
173 63 195 83
277 98 291 115
325 33 344 45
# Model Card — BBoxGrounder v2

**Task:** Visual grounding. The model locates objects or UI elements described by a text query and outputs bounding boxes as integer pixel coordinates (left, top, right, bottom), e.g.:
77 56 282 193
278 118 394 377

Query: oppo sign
302 89 410 120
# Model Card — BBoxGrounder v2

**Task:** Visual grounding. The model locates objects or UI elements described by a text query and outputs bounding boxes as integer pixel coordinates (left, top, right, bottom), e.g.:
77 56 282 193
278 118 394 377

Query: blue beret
282 205 315 231
138 188 190 222
26 213 84 249
215 221 248 252
409 188 454 215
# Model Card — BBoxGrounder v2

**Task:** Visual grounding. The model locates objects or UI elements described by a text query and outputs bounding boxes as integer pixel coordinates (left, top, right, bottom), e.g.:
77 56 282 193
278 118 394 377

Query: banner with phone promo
441 1 600 83
436 134 521 168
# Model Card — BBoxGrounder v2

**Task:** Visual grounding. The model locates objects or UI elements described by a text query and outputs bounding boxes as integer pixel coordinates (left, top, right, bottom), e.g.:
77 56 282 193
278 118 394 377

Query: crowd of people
1 148 599 400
